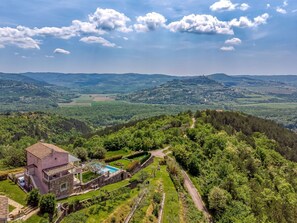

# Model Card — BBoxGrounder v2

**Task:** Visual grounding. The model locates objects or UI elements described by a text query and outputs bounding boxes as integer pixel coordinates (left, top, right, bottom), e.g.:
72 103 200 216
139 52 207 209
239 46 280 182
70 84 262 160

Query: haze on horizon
0 0 296 75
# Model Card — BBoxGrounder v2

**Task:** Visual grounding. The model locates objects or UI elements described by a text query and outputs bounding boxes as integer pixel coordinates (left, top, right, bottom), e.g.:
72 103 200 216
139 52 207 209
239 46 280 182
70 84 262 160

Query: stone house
24 142 82 198
0 196 8 223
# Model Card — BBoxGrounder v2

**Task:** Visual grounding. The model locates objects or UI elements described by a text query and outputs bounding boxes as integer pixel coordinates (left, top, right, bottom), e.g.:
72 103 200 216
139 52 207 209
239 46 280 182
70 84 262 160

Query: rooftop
0 196 8 219
26 142 68 159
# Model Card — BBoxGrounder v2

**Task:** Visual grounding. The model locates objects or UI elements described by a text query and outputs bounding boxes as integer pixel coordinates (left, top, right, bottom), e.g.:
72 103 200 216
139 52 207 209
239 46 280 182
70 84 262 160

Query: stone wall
49 174 74 199
130 155 154 175
80 170 129 191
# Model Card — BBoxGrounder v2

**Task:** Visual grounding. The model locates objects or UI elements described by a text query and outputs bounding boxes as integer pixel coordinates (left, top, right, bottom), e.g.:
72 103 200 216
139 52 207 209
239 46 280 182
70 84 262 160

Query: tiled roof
26 142 68 159
0 196 8 219
43 163 74 176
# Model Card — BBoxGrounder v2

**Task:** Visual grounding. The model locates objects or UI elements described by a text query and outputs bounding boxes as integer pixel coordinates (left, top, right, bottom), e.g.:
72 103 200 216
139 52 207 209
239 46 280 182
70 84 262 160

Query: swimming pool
90 163 119 174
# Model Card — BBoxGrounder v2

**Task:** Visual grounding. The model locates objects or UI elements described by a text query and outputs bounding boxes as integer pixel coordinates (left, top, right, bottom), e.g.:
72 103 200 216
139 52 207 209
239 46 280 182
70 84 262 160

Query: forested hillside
0 112 90 169
118 76 246 105
0 110 296 222
75 111 297 222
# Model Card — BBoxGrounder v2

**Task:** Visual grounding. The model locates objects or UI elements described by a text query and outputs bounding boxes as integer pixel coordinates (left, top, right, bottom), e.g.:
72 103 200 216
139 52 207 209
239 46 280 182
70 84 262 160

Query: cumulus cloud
54 48 70 55
0 27 40 49
239 3 250 11
210 0 249 12
80 36 117 48
167 14 234 35
134 12 167 32
0 8 131 49
283 1 288 7
276 7 287 14
225 37 241 45
220 46 235 51
230 13 269 28
89 8 132 33
266 4 271 9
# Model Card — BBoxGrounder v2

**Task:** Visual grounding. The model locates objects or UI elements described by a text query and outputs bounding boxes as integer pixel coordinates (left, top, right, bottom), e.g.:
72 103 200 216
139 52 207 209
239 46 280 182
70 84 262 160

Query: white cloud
0 27 40 49
89 8 132 33
134 12 167 32
45 55 54 58
230 13 269 28
220 46 235 51
123 37 129 40
53 48 70 55
239 3 250 11
167 14 234 35
292 9 297 13
266 4 271 9
283 1 288 7
225 37 241 45
276 7 287 14
210 0 249 12
80 36 117 48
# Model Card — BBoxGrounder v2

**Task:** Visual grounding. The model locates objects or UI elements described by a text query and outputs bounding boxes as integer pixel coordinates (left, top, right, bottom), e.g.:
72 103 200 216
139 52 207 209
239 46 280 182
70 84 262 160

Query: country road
151 117 212 222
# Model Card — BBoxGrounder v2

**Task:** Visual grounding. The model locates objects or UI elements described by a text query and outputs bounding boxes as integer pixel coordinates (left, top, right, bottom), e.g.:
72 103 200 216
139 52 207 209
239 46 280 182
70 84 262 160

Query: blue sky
0 0 296 75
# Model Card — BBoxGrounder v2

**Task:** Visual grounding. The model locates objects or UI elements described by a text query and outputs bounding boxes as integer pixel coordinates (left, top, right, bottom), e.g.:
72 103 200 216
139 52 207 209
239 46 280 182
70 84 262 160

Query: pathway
8 198 24 215
182 170 212 221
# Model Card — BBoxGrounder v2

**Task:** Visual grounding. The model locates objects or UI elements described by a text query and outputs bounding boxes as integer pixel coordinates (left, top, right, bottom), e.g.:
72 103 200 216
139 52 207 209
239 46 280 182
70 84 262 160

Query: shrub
126 160 140 173
153 192 162 204
39 193 56 215
27 189 40 207
104 155 123 163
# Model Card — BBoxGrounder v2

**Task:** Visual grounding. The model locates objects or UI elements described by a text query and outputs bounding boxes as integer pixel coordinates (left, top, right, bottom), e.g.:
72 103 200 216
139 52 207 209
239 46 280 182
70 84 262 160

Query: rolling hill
118 76 249 105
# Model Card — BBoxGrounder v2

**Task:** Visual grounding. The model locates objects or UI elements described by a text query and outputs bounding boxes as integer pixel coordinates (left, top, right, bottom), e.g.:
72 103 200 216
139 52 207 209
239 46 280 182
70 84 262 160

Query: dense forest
0 110 296 222
0 112 90 169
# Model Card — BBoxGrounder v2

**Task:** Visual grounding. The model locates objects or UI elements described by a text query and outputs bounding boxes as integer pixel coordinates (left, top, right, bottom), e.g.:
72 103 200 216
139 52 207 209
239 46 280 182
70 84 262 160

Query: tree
27 189 40 207
90 146 107 159
74 147 88 162
39 193 56 216
208 187 231 213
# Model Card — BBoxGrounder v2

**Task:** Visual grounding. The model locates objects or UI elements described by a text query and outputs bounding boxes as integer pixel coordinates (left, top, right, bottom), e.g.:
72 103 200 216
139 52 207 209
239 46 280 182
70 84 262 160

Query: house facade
24 142 82 198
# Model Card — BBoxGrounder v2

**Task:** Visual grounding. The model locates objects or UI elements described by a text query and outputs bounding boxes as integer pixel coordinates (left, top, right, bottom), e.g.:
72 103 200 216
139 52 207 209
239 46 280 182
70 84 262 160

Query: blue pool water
91 163 119 174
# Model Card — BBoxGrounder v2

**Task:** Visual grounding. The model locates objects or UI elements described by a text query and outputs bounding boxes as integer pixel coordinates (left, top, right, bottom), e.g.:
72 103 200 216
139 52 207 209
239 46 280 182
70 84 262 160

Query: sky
0 0 296 75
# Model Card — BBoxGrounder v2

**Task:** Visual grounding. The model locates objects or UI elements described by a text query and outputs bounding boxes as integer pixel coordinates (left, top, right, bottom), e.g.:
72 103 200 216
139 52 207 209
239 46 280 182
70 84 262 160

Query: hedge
140 154 151 165
126 160 140 173
104 155 123 163
125 151 148 159
0 167 24 181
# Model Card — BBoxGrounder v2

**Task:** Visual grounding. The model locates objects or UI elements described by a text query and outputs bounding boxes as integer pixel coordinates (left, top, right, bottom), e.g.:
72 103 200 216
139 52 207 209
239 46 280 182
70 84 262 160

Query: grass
9 204 15 212
24 214 48 223
109 159 131 169
0 179 27 206
61 188 139 223
82 171 99 183
60 180 130 203
106 149 131 158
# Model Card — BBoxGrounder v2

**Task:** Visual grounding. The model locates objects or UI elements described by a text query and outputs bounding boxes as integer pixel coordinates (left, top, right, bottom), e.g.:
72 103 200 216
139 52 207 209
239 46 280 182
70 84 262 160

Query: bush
27 189 40 207
126 160 140 173
39 193 56 215
104 155 123 163
153 192 162 204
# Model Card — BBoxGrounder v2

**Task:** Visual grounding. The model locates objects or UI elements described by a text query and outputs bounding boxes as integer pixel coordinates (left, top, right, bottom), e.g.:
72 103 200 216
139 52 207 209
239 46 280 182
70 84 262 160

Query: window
60 182 68 192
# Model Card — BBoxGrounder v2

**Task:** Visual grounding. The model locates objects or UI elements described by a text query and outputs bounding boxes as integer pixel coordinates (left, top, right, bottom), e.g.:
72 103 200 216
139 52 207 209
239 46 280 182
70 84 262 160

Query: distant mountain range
1 72 297 112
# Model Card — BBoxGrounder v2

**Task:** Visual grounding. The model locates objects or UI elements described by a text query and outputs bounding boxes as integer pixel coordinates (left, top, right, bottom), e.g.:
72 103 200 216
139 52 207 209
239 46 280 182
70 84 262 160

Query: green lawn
24 214 48 223
106 149 132 158
0 179 27 205
9 205 15 212
109 159 131 169
82 171 99 183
